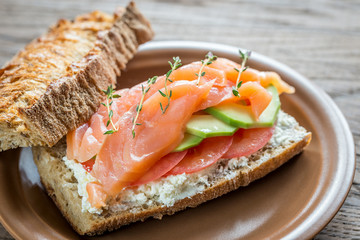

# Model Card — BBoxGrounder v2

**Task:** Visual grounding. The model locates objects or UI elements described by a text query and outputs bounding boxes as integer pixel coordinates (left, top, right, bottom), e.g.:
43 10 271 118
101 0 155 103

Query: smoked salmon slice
198 80 272 119
77 113 108 162
66 87 142 163
86 182 107 208
169 62 227 86
237 82 272 120
91 80 213 196
66 123 89 161
209 57 294 95
209 58 260 83
144 62 226 98
259 72 295 94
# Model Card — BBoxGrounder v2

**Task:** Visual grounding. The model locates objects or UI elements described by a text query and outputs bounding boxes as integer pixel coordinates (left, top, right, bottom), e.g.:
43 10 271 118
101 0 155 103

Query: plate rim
0 40 355 240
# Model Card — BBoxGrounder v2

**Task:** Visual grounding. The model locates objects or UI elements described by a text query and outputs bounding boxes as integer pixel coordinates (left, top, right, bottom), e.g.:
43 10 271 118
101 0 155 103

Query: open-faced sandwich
0 1 311 237
32 52 311 235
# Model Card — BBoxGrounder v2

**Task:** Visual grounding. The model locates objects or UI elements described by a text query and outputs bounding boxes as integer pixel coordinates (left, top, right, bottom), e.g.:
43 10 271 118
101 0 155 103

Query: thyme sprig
196 52 218 85
158 56 182 114
232 49 251 97
131 76 158 138
101 85 121 135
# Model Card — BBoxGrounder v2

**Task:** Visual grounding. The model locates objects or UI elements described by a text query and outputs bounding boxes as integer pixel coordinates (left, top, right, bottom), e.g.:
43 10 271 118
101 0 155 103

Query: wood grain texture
0 0 359 239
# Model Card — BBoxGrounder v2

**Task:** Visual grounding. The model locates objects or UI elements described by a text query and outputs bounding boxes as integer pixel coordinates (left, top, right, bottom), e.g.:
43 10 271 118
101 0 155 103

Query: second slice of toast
0 2 153 152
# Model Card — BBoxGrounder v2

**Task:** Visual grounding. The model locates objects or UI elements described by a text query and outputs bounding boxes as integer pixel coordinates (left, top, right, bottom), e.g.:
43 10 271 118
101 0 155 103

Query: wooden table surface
0 0 359 239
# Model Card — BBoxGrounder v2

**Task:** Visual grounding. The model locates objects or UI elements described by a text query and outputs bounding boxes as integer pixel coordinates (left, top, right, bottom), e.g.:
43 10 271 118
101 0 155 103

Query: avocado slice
186 115 238 138
257 85 281 126
173 133 203 152
205 85 280 128
173 85 280 152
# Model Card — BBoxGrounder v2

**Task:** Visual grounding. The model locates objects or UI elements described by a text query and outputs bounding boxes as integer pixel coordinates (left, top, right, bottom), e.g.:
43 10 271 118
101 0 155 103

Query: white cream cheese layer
62 110 307 214
62 156 103 214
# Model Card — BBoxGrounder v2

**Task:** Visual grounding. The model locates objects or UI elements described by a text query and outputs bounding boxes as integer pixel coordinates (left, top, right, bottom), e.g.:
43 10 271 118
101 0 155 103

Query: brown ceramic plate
0 41 355 240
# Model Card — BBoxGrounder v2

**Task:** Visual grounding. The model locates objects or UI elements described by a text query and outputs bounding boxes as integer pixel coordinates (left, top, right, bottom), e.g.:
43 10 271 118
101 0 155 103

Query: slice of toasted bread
0 2 153 152
32 111 311 236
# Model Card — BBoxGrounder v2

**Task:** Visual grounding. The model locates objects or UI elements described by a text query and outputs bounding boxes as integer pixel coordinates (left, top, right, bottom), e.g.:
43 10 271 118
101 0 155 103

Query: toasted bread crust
32 121 311 235
0 2 153 151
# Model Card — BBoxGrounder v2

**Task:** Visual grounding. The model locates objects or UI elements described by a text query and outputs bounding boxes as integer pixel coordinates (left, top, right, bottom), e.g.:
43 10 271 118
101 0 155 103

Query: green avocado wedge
205 85 280 128
172 85 280 152
172 133 203 152
185 115 238 138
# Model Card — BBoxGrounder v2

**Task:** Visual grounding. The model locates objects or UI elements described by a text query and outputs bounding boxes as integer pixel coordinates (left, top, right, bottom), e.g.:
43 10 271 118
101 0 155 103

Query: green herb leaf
101 85 121 134
237 80 243 89
239 50 245 59
166 69 172 78
131 76 158 138
136 104 142 112
104 130 115 135
158 56 182 114
196 52 218 85
158 90 166 97
233 49 251 97
160 102 164 112
164 104 169 113
232 87 240 97
150 76 158 84
168 61 173 68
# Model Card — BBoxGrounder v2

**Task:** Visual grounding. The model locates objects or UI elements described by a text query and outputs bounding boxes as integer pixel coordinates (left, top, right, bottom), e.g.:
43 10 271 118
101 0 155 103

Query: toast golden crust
0 2 153 151
32 112 311 236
